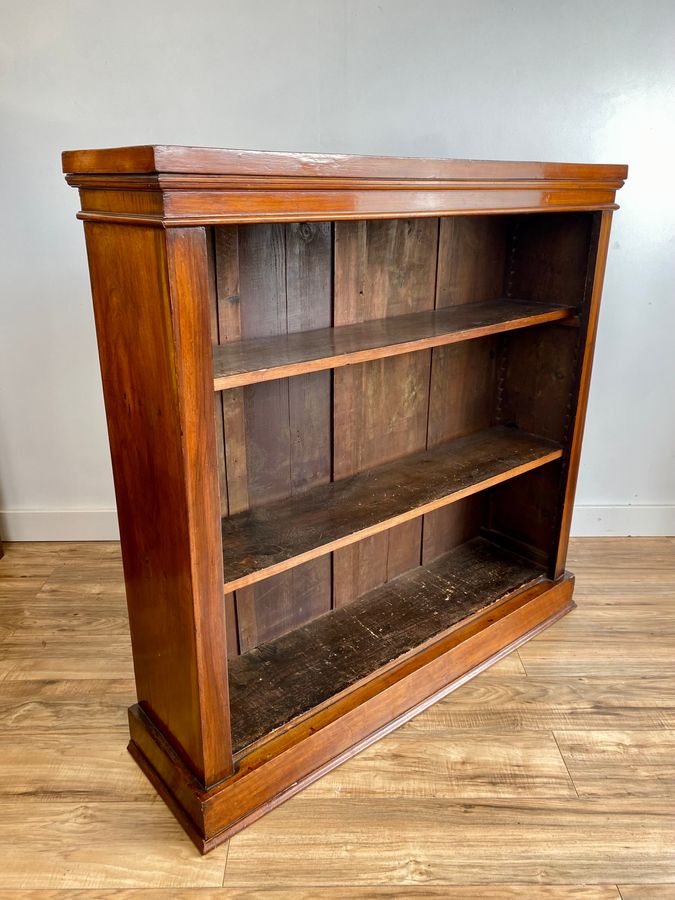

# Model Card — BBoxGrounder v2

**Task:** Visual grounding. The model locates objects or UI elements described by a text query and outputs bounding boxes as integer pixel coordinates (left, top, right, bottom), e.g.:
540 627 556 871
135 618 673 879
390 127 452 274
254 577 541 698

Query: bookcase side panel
83 222 232 786
552 210 614 574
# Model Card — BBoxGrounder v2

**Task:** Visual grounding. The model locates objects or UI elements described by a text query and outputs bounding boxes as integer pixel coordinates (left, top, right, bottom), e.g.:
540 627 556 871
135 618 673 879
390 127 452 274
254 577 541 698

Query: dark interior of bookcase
208 211 594 755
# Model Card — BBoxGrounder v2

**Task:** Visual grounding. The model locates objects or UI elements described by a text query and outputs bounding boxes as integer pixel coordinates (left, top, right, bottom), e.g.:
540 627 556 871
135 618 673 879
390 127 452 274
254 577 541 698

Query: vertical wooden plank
422 217 508 564
215 223 333 650
285 223 333 627
435 216 508 308
84 222 232 786
426 337 497 447
205 230 228 516
332 218 438 607
487 462 563 567
422 496 488 564
230 224 292 650
212 226 250 657
207 229 239 657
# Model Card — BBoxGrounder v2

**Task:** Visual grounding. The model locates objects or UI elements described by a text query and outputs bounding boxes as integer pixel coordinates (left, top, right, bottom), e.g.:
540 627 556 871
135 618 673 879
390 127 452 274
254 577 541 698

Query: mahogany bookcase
62 146 626 852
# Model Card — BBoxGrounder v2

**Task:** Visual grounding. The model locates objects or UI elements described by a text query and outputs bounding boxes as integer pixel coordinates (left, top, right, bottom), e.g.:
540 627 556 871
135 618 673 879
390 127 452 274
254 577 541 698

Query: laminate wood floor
0 537 673 896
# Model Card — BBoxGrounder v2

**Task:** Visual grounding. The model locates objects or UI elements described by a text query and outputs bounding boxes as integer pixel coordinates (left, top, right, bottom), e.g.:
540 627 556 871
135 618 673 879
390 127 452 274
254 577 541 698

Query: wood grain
555 730 675 799
0 537 671 890
0 679 135 733
62 144 628 183
307 729 576 799
332 218 438 606
63 148 627 229
223 796 675 886
220 427 562 593
212 299 573 389
0 887 625 898
401 676 675 732
82 222 232 784
0 800 227 889
59 145 627 853
618 888 675 900
214 223 333 650
228 537 543 753
0 733 151 801
423 215 508 562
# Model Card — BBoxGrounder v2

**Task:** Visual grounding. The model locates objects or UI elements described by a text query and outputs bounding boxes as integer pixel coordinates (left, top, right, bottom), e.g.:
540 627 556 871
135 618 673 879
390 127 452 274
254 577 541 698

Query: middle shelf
212 298 575 390
221 425 562 593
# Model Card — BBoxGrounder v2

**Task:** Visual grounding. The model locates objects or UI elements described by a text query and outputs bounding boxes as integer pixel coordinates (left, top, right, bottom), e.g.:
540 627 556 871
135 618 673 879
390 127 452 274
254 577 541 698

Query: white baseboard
571 504 675 537
0 509 119 541
0 505 673 542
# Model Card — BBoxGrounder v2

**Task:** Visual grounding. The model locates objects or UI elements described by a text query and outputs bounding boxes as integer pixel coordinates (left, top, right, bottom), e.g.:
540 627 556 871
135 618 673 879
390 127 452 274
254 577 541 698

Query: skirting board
0 508 120 541
1 505 674 541
571 504 675 536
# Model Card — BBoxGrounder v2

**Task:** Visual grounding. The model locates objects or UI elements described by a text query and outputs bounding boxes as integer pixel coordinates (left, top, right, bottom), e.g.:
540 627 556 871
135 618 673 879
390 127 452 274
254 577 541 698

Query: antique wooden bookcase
62 146 626 852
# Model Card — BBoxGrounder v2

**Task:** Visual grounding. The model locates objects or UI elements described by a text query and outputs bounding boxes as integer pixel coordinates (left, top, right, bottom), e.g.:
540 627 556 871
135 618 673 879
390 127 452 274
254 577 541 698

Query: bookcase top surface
62 144 627 183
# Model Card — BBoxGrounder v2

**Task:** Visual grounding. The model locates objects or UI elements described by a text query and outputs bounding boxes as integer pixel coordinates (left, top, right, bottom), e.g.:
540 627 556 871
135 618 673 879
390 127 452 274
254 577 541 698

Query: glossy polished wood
62 144 628 181
63 145 626 853
63 146 627 225
82 223 232 786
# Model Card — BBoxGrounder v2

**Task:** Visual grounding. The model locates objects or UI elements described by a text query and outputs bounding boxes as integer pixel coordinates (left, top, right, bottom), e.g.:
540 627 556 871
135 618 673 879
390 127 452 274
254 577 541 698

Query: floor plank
0 886 625 899
223 797 675 885
618 887 675 899
0 733 151 801
518 638 675 677
0 801 227 889
400 676 675 731
0 636 134 681
555 730 675 799
0 679 134 733
308 730 576 798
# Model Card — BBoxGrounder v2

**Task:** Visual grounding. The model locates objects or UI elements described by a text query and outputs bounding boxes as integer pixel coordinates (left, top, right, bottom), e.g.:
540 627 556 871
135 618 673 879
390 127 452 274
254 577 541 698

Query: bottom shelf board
228 536 544 755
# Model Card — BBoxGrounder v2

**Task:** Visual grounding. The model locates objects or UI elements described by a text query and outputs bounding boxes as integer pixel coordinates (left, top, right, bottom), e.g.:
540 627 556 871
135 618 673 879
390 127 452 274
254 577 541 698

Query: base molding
571 504 675 536
0 508 119 541
128 572 575 854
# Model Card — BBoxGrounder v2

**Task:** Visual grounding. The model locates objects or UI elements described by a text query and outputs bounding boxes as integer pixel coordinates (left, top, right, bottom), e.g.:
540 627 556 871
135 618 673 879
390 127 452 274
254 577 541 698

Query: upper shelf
212 298 574 390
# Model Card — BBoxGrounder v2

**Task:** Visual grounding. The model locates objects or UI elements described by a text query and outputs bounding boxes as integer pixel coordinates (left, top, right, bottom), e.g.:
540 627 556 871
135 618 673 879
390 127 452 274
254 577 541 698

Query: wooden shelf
221 426 562 593
228 536 544 754
212 298 574 390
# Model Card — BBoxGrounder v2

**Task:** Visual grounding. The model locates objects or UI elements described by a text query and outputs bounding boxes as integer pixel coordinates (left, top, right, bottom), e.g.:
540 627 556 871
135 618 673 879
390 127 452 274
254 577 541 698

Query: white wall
1 0 674 540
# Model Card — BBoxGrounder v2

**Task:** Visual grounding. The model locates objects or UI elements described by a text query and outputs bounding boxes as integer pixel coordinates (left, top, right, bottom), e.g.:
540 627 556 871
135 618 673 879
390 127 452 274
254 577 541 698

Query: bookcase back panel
211 212 596 653
210 223 334 652
332 218 438 605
